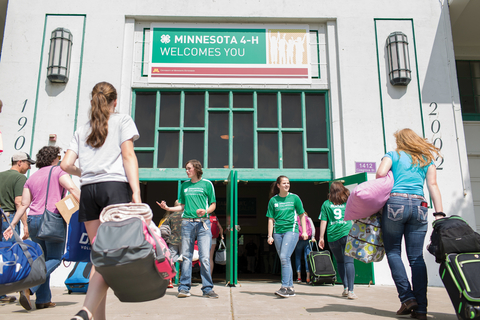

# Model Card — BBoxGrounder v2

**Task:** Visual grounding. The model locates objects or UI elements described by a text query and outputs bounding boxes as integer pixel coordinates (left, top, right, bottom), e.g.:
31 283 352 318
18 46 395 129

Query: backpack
210 216 220 238
427 215 480 263
297 216 312 238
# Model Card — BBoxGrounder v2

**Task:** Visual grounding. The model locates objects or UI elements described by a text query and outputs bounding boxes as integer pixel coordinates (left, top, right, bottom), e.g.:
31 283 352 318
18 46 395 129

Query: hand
267 236 274 245
22 226 29 240
319 238 325 249
196 209 206 217
157 201 169 211
301 232 308 240
221 234 224 240
3 226 13 241
132 191 142 204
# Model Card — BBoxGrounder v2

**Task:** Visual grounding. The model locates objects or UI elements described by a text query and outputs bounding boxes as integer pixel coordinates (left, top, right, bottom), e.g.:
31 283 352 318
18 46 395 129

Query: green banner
152 28 267 64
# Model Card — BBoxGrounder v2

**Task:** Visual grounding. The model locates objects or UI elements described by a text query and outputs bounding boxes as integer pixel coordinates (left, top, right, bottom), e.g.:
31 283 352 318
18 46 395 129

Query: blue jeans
294 239 311 273
329 235 355 292
273 232 298 288
27 215 65 304
179 219 214 294
1 211 21 241
382 195 428 314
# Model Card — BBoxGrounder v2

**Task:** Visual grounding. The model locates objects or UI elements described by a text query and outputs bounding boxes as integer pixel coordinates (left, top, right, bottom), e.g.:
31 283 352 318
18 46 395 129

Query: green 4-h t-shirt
266 193 305 234
179 179 216 219
319 200 352 242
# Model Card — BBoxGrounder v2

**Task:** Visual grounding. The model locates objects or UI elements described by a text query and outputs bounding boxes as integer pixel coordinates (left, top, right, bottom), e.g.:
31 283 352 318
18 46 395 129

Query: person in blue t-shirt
376 128 444 320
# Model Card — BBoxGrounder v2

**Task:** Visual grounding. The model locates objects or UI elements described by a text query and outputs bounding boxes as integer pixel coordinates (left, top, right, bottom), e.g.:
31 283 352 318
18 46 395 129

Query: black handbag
37 166 66 243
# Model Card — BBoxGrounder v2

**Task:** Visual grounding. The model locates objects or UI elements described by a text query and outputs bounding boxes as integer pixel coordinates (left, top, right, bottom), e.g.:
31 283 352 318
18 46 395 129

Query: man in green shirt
0 151 35 302
159 159 218 299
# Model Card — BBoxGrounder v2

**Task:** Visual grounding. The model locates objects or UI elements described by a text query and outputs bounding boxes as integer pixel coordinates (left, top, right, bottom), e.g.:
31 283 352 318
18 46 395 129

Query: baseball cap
12 152 36 164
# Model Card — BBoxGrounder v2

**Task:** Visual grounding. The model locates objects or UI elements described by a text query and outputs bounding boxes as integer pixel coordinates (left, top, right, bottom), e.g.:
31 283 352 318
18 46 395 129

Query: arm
196 202 216 217
217 220 224 239
121 139 141 203
319 220 327 249
157 201 185 212
300 213 308 240
309 218 316 240
376 157 392 179
267 217 274 245
59 174 80 202
61 150 82 177
3 189 31 240
426 164 444 218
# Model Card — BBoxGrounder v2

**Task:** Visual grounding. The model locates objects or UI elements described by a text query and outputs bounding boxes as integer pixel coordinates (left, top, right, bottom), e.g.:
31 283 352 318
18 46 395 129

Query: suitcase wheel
68 290 72 294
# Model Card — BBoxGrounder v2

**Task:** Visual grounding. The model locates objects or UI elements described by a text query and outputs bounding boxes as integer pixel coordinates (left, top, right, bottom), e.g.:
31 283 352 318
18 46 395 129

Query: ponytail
86 82 117 148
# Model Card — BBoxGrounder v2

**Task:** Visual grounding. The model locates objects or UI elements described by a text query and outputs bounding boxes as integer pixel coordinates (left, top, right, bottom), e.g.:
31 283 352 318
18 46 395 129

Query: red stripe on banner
151 66 308 77
151 74 309 78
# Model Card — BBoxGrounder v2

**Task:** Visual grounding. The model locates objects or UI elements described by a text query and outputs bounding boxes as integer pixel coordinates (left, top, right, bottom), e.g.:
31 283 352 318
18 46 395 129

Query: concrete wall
0 0 475 287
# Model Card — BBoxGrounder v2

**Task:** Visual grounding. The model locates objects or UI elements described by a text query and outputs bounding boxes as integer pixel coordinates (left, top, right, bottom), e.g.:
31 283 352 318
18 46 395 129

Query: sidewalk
0 281 457 319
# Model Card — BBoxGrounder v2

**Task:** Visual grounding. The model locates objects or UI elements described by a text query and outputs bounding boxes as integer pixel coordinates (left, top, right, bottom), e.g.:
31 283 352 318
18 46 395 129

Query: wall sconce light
47 28 73 83
386 31 411 86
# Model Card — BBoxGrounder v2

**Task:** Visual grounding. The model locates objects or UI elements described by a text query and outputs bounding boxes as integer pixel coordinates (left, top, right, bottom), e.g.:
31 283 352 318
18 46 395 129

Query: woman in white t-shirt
61 82 140 320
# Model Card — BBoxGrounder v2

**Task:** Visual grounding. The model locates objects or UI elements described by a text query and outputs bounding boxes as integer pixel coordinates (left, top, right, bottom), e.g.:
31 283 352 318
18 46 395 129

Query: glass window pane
233 112 253 168
456 61 471 78
258 132 278 168
157 132 179 168
474 79 480 95
475 96 480 114
460 96 475 113
134 92 156 147
233 92 253 108
257 93 277 128
184 92 205 127
281 93 302 128
208 112 229 168
136 152 153 168
159 92 180 127
209 92 229 108
458 77 473 96
183 132 204 165
471 61 480 78
283 133 303 168
305 93 327 148
308 153 329 169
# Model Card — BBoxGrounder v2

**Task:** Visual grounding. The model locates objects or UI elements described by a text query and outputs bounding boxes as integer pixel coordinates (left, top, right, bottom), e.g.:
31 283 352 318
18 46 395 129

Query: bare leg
297 271 301 281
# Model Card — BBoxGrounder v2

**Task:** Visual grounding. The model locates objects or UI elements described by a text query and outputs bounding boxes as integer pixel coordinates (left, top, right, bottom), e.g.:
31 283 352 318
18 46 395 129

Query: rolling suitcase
65 261 92 294
307 241 336 285
440 253 480 319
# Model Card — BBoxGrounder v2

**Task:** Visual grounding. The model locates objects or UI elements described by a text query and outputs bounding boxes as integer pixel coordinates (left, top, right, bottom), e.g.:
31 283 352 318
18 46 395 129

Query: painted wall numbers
15 99 28 150
429 102 443 170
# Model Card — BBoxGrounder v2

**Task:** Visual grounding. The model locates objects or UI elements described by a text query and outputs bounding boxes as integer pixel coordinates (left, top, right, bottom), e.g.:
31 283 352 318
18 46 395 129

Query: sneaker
347 291 358 300
286 287 296 297
275 287 289 298
203 290 219 298
177 290 191 298
296 278 301 283
177 255 183 262
0 295 16 303
342 289 349 297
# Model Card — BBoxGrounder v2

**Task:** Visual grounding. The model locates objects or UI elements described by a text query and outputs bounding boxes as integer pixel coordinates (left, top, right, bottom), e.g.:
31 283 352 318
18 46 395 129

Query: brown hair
185 159 203 179
394 128 441 167
86 82 117 148
328 181 350 205
35 146 61 168
269 175 289 198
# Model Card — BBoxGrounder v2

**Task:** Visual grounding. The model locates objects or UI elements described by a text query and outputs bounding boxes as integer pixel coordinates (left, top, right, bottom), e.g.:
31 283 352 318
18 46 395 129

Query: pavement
0 281 457 320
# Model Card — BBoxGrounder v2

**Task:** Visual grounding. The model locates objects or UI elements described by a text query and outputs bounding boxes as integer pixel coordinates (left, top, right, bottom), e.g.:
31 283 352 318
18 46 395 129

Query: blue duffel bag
0 210 46 295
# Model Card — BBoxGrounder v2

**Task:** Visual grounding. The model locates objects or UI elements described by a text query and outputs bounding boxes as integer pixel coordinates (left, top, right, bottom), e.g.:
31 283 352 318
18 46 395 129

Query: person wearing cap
0 151 34 302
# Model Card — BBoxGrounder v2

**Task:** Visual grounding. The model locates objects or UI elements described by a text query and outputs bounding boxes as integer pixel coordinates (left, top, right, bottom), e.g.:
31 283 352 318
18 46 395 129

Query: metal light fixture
47 28 73 83
386 31 411 86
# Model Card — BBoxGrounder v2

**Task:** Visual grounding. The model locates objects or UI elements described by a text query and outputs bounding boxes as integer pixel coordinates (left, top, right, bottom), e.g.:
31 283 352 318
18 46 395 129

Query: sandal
71 310 90 320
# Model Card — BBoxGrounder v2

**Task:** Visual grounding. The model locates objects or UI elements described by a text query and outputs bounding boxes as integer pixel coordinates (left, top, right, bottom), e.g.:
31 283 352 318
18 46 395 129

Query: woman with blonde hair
319 181 357 299
62 82 140 320
376 128 444 320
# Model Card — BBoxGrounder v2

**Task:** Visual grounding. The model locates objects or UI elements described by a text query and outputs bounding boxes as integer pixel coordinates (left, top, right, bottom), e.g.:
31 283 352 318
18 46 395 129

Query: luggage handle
144 224 166 263
309 239 319 252
218 239 226 251
1 208 36 267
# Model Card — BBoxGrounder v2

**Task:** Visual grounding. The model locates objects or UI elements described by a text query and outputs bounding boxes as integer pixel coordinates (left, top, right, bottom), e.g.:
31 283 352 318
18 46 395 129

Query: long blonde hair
86 82 117 148
394 128 441 167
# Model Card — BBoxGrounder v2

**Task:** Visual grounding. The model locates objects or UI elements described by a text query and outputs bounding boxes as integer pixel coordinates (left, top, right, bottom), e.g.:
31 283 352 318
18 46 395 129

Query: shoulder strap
44 166 56 209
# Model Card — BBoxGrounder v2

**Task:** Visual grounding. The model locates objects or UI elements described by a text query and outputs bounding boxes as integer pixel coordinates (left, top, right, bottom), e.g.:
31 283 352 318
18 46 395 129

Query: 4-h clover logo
160 34 171 44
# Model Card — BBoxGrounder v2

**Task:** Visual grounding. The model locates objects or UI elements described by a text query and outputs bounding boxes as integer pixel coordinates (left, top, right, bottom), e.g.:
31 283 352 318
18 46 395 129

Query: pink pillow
344 171 394 221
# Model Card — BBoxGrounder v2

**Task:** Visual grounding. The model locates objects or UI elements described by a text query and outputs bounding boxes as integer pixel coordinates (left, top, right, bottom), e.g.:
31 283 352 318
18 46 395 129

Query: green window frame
132 89 332 181
456 60 480 121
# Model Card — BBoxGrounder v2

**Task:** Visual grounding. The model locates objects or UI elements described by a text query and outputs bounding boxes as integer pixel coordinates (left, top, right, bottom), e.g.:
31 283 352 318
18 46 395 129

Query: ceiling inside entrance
449 0 480 59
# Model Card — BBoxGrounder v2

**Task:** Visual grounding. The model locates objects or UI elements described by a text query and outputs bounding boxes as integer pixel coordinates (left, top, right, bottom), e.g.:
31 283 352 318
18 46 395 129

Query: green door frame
226 170 238 286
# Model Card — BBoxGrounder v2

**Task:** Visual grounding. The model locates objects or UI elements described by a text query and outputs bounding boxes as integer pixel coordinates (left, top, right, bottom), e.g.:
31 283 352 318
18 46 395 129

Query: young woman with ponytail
61 82 140 320
266 175 308 298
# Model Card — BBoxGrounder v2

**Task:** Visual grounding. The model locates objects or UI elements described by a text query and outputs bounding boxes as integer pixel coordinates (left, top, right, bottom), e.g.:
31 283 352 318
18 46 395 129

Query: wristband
433 212 446 217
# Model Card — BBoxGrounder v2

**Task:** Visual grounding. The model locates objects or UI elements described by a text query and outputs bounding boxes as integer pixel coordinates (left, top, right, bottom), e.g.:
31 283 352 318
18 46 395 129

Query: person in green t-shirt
319 181 357 300
266 175 308 298
159 159 218 299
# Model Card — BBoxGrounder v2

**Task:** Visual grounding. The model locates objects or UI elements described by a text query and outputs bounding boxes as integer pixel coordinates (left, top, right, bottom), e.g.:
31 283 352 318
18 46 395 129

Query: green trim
462 114 480 121
324 91 332 172
410 20 425 137
374 20 387 154
204 92 209 166
277 91 283 169
458 302 462 315
311 30 321 79
74 15 87 132
253 91 258 169
141 28 149 77
301 92 308 168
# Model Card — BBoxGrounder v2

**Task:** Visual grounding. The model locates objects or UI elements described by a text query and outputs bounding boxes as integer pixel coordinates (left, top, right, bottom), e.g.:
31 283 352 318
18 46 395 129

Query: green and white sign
149 23 311 84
